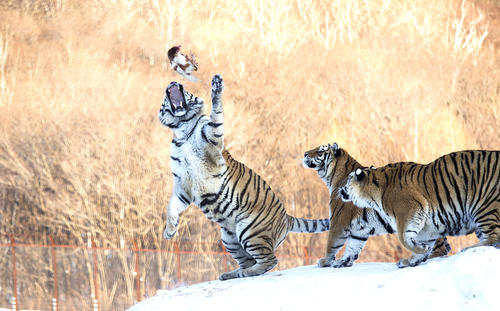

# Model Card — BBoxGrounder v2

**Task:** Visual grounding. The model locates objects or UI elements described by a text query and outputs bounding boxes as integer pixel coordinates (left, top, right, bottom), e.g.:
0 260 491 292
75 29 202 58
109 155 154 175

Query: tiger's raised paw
211 74 224 95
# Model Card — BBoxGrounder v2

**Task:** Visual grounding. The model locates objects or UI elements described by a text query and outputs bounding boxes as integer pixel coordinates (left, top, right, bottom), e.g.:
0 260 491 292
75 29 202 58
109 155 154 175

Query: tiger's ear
355 168 366 181
369 165 375 169
331 142 341 157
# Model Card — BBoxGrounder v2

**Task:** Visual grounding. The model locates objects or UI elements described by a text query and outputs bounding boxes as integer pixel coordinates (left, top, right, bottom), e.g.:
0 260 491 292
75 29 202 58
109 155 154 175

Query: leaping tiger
303 143 451 268
159 74 329 280
339 150 500 268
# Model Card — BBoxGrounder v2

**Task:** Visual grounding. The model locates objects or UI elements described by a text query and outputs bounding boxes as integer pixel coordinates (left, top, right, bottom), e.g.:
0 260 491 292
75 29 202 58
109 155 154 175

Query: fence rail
0 235 318 310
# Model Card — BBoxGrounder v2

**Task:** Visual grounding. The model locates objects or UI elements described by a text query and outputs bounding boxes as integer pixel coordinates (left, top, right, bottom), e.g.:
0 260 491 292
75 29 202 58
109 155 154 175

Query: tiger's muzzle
302 154 319 169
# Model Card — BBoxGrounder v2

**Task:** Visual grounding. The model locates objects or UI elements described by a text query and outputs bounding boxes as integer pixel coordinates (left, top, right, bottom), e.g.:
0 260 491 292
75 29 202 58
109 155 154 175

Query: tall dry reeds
0 0 498 287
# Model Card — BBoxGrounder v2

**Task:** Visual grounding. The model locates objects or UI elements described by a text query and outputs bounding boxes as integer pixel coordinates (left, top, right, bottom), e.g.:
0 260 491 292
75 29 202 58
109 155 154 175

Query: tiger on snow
159 75 329 280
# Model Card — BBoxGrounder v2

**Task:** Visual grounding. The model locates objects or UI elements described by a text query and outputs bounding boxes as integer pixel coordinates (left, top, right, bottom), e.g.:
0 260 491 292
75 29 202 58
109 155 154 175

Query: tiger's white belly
170 139 224 204
350 210 397 236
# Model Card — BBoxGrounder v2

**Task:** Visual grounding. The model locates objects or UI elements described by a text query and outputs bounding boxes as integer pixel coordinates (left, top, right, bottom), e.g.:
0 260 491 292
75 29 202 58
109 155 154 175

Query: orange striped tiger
340 150 500 267
303 143 450 267
159 75 329 280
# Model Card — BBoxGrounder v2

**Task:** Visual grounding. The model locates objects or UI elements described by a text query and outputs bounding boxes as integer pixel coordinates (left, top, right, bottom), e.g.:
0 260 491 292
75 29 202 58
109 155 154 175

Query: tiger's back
369 150 500 238
412 150 500 237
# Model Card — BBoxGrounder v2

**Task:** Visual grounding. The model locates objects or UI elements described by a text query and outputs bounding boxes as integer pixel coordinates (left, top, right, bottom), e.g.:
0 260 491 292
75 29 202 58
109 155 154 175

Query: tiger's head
339 167 384 213
303 143 341 171
302 143 362 189
159 81 204 128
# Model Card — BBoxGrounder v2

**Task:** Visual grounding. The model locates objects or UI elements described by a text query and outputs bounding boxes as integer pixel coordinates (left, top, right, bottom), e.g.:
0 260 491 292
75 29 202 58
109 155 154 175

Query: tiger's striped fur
303 143 450 268
159 75 329 280
340 150 500 267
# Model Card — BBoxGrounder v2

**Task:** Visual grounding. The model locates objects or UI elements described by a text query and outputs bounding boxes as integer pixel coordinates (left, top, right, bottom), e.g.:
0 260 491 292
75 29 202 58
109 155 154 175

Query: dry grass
0 0 498 306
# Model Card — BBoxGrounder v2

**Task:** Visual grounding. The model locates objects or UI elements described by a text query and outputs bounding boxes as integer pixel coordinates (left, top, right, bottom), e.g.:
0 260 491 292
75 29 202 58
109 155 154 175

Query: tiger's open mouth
167 83 186 114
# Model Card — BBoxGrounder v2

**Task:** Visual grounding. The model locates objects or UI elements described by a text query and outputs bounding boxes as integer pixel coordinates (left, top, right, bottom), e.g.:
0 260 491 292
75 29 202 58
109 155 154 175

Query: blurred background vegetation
0 0 498 287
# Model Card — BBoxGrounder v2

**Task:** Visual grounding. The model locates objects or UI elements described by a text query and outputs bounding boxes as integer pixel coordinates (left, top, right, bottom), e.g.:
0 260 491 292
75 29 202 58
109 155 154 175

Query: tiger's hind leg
428 237 451 258
398 221 451 266
220 233 278 280
397 240 436 268
238 241 278 278
219 228 257 281
462 202 500 252
396 211 429 255
396 207 437 268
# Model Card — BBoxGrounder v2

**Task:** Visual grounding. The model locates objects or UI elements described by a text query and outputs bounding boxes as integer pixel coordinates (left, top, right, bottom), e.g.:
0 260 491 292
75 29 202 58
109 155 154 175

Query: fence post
10 235 19 311
91 238 100 311
133 241 141 302
303 247 310 266
174 242 181 283
49 236 59 311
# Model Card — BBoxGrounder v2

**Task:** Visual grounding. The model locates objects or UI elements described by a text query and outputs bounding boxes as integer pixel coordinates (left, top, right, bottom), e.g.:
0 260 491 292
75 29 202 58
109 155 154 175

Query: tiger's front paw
211 74 224 95
405 237 429 254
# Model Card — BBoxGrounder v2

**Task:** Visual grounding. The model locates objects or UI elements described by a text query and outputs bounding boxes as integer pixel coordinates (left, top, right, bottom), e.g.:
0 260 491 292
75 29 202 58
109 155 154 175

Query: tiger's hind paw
396 258 411 268
397 255 428 268
331 255 357 268
219 269 240 281
317 257 333 268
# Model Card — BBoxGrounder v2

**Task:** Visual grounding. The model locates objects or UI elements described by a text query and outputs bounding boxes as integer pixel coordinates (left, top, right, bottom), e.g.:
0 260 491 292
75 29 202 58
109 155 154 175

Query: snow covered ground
129 247 499 311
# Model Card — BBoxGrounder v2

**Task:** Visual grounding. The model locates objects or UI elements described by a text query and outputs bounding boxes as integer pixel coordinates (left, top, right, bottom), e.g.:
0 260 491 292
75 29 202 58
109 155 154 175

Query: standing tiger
303 143 451 268
159 75 329 280
339 150 500 267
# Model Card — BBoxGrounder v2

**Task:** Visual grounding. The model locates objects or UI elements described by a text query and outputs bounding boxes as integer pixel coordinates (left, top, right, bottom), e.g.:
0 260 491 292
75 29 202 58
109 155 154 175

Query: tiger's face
159 81 204 127
340 168 383 213
303 143 342 175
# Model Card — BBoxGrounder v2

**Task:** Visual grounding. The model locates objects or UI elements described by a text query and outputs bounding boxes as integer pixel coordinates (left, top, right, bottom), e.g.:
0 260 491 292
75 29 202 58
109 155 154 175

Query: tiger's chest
170 139 224 201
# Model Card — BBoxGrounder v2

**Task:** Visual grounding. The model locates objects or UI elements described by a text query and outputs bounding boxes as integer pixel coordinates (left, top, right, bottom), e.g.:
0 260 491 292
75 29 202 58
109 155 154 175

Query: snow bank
129 247 499 311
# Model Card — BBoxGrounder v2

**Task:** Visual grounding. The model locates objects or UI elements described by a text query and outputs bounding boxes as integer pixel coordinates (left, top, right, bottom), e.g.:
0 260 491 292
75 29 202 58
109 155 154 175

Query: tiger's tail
287 215 330 233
